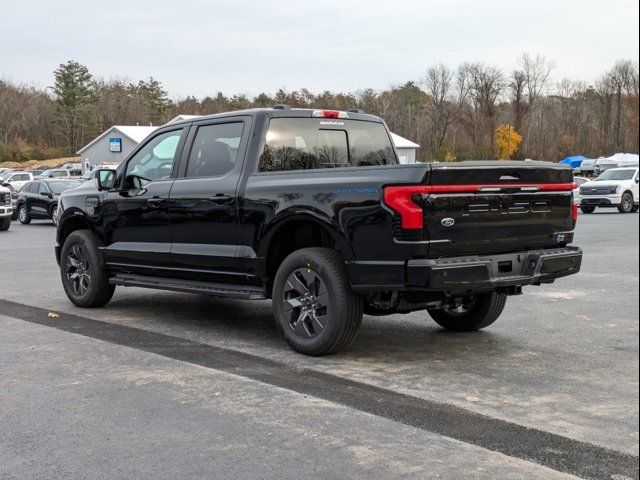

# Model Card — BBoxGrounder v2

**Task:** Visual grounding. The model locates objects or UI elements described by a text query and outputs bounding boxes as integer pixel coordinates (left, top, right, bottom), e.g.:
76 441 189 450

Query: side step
110 274 266 300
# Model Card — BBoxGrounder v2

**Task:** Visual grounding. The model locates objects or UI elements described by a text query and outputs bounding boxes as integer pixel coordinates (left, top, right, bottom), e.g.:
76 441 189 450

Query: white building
77 125 157 172
390 132 420 164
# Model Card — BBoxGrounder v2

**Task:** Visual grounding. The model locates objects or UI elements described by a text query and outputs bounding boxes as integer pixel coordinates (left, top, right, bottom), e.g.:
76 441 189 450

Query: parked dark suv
56 107 582 355
17 179 82 226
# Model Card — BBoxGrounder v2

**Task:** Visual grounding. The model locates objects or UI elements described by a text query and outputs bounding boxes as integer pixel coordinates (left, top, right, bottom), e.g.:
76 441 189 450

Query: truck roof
165 107 384 127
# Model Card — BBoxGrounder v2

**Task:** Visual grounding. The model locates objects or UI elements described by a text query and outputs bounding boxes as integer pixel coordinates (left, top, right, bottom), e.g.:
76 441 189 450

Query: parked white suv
0 171 33 190
0 184 13 231
579 167 639 214
41 168 81 179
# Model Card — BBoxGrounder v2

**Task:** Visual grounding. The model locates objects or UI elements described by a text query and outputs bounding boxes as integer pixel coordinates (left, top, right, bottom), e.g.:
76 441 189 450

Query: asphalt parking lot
0 212 638 480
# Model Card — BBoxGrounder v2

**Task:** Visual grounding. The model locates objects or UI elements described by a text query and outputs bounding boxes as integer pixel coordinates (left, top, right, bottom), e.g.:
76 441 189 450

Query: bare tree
423 63 454 155
607 60 637 150
457 63 505 156
510 53 555 132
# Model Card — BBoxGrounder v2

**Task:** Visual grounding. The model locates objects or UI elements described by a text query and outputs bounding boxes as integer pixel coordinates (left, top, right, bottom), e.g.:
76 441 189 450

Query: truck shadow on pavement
104 290 521 365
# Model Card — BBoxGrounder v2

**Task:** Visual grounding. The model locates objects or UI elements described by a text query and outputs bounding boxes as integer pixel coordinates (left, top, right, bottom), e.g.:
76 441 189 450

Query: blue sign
109 137 122 153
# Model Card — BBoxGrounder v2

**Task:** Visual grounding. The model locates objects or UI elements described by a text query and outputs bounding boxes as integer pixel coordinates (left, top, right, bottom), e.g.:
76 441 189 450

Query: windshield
595 169 636 181
48 181 81 194
259 118 397 172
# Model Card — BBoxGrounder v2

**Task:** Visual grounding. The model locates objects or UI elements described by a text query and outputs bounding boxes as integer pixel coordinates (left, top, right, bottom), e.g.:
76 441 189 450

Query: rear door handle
209 194 233 204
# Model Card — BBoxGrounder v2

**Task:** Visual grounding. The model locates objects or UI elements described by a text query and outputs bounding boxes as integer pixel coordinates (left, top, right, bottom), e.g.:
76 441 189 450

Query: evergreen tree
52 60 98 155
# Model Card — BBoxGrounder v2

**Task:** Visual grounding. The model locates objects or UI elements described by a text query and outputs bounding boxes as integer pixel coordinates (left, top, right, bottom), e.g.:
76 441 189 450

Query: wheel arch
258 213 354 293
56 210 98 264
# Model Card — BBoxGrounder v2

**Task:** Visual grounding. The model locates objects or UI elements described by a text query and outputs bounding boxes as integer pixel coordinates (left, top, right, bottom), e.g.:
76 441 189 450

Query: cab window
186 123 244 178
124 129 183 189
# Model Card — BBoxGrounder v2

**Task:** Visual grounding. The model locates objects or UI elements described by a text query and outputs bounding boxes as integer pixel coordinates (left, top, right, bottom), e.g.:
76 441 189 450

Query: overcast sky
1 0 638 99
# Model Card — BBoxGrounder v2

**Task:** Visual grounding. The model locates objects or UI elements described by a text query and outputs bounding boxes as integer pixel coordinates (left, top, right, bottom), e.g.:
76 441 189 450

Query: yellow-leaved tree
494 124 522 160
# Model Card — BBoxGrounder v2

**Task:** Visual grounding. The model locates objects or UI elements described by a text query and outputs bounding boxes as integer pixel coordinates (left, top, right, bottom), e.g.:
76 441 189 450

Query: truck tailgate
424 162 576 257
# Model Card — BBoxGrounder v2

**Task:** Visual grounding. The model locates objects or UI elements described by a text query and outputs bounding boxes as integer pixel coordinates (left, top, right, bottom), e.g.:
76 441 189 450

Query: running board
110 274 266 300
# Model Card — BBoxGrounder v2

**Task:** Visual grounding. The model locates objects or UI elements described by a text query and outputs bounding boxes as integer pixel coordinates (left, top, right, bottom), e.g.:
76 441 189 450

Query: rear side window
186 123 244 178
259 118 397 172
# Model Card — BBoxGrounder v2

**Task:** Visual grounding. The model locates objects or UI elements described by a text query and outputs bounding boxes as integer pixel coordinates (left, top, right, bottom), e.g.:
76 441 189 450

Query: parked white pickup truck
579 167 639 214
0 184 13 231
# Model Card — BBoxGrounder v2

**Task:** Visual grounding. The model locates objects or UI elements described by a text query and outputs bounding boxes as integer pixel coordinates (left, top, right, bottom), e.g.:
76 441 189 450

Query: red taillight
312 110 348 119
572 202 579 223
383 186 430 229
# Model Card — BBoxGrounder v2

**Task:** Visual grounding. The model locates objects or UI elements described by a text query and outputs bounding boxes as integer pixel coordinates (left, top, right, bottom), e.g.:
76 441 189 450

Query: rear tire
272 248 363 356
0 217 10 231
18 204 31 224
580 205 596 214
428 292 507 332
618 192 633 213
60 230 115 308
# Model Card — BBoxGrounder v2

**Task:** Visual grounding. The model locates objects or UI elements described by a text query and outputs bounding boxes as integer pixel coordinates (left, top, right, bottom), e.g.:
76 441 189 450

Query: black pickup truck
56 107 582 355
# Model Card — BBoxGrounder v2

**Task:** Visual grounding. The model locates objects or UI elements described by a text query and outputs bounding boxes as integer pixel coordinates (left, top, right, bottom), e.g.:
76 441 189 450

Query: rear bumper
348 247 582 294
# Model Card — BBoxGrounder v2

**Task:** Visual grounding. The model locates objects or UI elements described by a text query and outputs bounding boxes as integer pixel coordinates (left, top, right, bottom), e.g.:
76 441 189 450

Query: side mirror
636 177 639 184
95 169 117 191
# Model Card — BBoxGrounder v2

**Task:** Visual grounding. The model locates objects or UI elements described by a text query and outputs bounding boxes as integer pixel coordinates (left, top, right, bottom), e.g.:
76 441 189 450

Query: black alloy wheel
282 267 330 339
66 244 91 296
272 248 363 355
59 230 115 308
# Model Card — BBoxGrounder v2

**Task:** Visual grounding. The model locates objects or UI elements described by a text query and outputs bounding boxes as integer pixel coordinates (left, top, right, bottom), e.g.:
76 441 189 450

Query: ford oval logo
441 218 455 227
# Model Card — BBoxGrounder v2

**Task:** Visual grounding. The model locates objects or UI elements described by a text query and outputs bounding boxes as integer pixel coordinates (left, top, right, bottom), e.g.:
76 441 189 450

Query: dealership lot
1 212 638 479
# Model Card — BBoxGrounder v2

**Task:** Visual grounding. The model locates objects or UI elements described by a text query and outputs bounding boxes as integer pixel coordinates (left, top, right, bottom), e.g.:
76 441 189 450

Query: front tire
50 203 59 226
60 230 115 308
580 205 596 214
0 217 10 231
18 204 31 224
428 292 507 332
272 248 363 356
618 192 634 213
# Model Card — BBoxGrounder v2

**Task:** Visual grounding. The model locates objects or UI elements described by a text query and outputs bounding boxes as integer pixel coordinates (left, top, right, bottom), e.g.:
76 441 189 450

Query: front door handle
209 194 233 204
147 196 164 207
